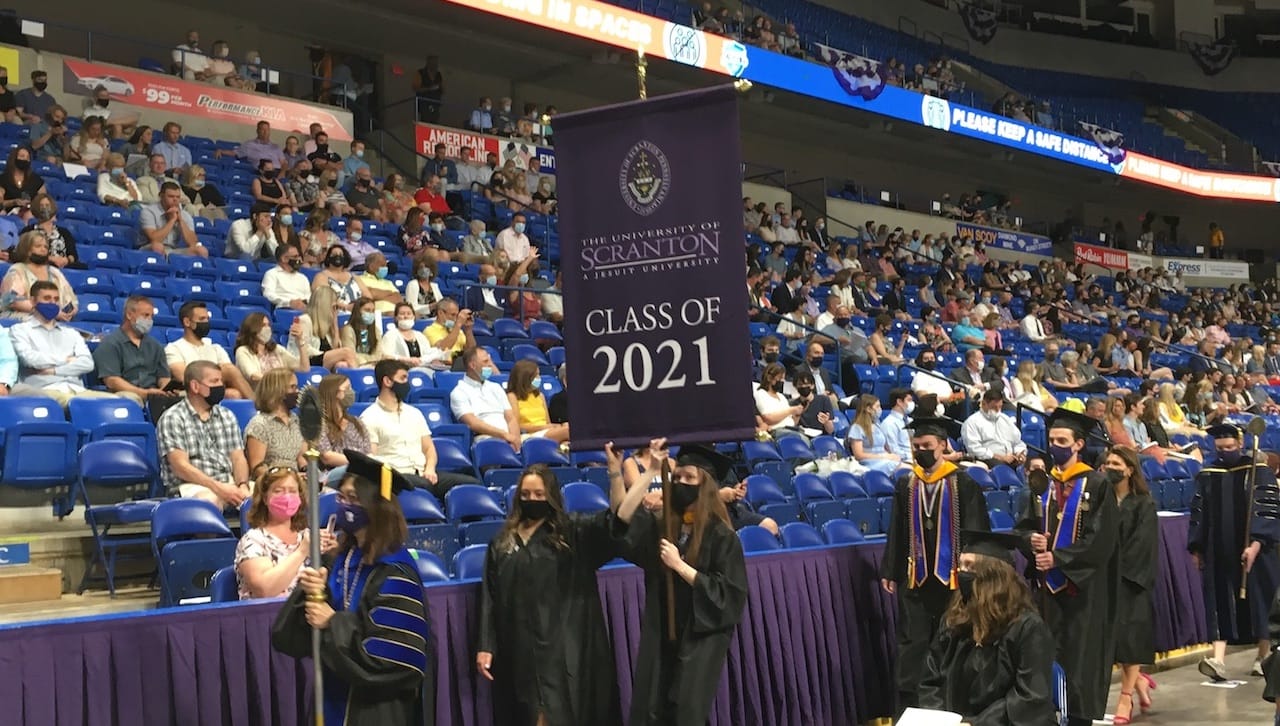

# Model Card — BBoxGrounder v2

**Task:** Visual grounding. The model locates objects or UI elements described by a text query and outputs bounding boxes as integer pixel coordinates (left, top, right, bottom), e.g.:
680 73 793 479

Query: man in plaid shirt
156 360 250 510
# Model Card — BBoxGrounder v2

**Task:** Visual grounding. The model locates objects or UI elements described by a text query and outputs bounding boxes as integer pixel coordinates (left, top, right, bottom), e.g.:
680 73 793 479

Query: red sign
413 122 500 158
61 58 352 141
1119 151 1280 203
1074 242 1130 271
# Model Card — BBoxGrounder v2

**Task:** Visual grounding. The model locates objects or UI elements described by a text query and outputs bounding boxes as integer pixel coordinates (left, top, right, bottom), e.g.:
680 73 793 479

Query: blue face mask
279 213 293 227
530 376 542 389
360 311 376 326
375 267 388 279
485 275 497 286
443 319 455 330
335 500 369 535
519 273 529 285
480 366 494 380
513 222 526 234
34 302 61 321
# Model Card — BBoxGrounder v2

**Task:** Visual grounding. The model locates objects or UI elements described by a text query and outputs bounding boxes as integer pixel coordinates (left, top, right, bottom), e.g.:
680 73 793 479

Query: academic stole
1041 467 1090 594
908 462 960 589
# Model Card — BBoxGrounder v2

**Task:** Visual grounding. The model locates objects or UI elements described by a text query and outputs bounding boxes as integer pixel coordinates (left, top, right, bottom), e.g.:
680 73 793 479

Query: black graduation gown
1262 586 1280 702
1014 467 1118 724
477 512 622 726
880 466 991 708
1189 455 1280 642
1114 492 1157 664
616 509 748 726
918 611 1058 726
272 547 429 726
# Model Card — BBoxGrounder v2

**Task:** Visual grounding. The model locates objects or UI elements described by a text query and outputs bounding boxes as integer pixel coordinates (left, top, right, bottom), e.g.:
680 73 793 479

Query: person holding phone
236 466 337 599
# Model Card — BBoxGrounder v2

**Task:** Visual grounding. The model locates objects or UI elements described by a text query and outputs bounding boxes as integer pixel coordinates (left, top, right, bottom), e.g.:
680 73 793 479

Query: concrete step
0 564 63 605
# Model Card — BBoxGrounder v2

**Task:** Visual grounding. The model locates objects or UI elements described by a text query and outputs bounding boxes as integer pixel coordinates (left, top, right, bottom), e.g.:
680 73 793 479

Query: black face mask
834 317 850 328
96 99 110 108
919 360 936 371
0 77 8 86
283 392 299 410
13 158 29 171
808 357 824 368
33 81 47 91
202 384 226 406
28 253 48 265
670 483 700 512
521 499 552 521
287 258 302 271
262 170 277 180
193 321 212 338
327 255 350 268
391 380 411 402
956 570 976 603
763 352 779 364
797 386 814 397
914 449 937 470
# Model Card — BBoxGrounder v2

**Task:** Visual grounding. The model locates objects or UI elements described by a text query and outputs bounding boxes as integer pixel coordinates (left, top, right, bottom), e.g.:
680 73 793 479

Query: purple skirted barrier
0 515 1202 726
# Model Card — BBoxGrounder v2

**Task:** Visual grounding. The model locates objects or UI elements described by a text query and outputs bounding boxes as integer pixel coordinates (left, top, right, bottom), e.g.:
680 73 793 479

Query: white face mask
904 401 916 415
397 318 415 331
256 326 273 344
983 410 1002 422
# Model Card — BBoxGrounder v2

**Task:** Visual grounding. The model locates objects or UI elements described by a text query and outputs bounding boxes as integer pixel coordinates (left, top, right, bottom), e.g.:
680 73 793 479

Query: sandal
1137 672 1156 711
1114 691 1134 725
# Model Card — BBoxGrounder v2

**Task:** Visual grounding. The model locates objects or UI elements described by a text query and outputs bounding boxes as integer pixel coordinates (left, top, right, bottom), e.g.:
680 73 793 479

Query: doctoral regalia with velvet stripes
881 461 990 708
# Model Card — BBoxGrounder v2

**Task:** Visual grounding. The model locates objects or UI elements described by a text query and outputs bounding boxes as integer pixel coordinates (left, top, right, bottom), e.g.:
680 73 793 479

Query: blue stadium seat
522 437 570 466
222 399 256 432
150 499 237 606
0 396 79 498
742 440 782 467
966 466 997 491
209 565 238 603
453 544 488 579
989 509 1015 530
777 436 815 464
861 469 896 498
811 435 845 459
991 464 1022 490
510 343 550 366
845 498 882 535
444 484 506 547
822 518 865 544
780 521 825 548
984 490 1012 513
562 482 609 513
408 549 450 584
473 439 522 470
828 470 867 499
73 440 161 596
68 398 157 459
493 318 528 339
744 473 800 524
738 524 782 553
433 438 476 476
529 320 563 343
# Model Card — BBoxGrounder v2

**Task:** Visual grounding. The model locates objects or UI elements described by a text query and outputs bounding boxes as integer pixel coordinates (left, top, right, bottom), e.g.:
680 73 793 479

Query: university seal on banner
619 140 671 216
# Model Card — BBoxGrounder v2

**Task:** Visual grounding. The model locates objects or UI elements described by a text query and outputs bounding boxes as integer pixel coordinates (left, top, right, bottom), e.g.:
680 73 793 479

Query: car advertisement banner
61 58 353 141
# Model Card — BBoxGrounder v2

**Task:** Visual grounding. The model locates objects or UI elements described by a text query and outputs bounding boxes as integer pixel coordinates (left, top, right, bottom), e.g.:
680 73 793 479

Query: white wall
743 181 790 215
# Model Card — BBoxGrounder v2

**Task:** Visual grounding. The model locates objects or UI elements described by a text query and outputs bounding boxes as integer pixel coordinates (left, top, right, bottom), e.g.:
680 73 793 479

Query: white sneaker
1253 659 1265 677
1199 656 1228 682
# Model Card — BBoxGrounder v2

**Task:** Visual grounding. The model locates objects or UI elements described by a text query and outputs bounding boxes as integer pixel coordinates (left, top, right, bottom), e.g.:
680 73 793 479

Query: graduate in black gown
919 529 1057 725
608 441 748 726
1100 446 1158 724
1190 423 1280 681
476 464 621 725
880 416 991 711
272 451 430 726
1014 409 1118 726
1261 585 1280 725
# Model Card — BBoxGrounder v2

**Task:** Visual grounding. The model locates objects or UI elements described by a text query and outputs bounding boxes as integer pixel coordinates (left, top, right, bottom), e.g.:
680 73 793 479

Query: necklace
340 549 363 610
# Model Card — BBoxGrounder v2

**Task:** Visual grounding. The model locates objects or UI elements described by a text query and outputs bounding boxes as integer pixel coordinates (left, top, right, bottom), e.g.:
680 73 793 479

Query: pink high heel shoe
1137 672 1156 712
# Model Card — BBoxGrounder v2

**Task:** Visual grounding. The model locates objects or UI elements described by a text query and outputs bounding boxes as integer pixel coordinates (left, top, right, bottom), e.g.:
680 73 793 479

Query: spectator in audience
455 146 489 194
414 173 453 217
9 281 111 406
754 362 803 439
1009 359 1057 413
0 146 42 217
166 300 253 399
358 252 405 315
791 369 837 438
180 164 228 221
404 256 442 318
868 313 906 365
962 389 1028 469
238 120 284 170
234 311 308 384
426 298 476 368
395 207 431 259
157 359 250 507
251 158 294 207
506 359 570 444
380 172 414 224
340 140 370 189
775 213 800 245
281 135 306 171
14 70 54 124
29 194 81 269
345 167 384 222
305 129 333 162
1 229 77 321
848 393 905 474
531 176 557 215
173 29 210 81
378 301 442 369
92 294 175 407
413 55 444 123
504 170 533 212
336 217 378 270
310 374 370 475
92 152 137 210
140 182 207 258
950 348 994 400
494 213 532 263
340 297 383 366
235 466 334 600
311 243 369 311
879 387 913 460
545 363 569 424
363 359 478 496
1208 221 1225 260
225 203 277 261
29 105 68 165
79 85 132 140
912 348 965 415
451 346 522 450
492 97 515 135
286 159 321 215
136 154 184 204
154 122 193 173
467 96 494 133
420 143 457 189
291 285 359 371
464 263 506 322
505 254 543 327
244 368 305 477
1156 381 1201 435
120 125 153 176
261 243 311 310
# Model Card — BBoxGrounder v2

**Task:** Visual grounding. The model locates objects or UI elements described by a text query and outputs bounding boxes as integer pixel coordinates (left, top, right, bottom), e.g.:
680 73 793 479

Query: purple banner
555 86 756 450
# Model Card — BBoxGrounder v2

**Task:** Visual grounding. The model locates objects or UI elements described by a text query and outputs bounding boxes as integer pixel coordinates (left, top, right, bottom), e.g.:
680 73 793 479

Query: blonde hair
183 164 207 186
253 368 294 413
307 285 341 342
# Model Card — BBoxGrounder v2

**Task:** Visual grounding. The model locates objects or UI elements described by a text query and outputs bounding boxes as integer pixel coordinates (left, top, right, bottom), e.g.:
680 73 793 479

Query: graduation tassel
661 457 677 642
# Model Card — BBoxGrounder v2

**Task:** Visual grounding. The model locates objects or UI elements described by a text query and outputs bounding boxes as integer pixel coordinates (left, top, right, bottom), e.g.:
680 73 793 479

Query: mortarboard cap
334 450 415 500
1206 423 1243 441
1046 407 1098 438
961 529 1031 567
906 415 961 440
675 443 735 483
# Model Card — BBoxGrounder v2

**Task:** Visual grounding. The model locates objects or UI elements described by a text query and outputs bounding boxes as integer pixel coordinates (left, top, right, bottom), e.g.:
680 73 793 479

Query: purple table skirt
0 515 1202 726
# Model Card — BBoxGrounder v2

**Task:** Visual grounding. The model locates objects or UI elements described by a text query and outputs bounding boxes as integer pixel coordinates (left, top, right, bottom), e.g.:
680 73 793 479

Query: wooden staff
1240 416 1266 599
297 386 325 726
662 457 677 641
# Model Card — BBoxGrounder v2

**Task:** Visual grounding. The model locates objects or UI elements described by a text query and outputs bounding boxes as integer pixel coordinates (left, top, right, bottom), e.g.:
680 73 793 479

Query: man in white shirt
172 30 210 81
360 360 479 497
453 146 488 193
494 213 532 263
911 348 964 416
813 294 840 332
224 203 278 261
164 301 254 399
449 347 523 450
881 388 914 461
261 243 310 309
960 389 1027 469
10 281 120 407
775 213 801 244
1021 302 1048 342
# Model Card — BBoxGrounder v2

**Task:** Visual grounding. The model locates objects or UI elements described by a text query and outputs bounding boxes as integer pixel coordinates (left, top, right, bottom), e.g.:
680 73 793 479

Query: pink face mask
268 492 302 520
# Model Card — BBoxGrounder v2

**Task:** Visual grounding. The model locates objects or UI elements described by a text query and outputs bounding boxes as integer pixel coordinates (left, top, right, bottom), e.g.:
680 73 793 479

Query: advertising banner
414 123 558 175
1160 257 1251 280
61 58 352 141
956 221 1052 256
1074 242 1130 271
556 86 755 449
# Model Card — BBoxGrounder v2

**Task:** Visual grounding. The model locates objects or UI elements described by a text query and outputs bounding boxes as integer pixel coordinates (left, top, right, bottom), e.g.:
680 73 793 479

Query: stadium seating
151 499 238 606
74 440 161 596
738 524 783 553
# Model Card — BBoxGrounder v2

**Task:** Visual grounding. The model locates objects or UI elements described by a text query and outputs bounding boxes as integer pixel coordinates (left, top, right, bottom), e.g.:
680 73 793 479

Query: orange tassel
380 464 392 500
